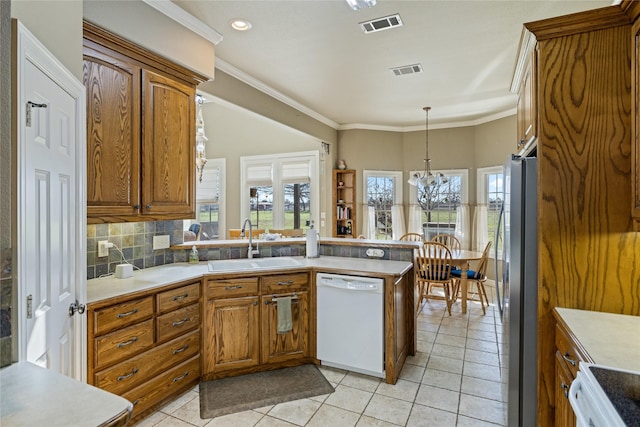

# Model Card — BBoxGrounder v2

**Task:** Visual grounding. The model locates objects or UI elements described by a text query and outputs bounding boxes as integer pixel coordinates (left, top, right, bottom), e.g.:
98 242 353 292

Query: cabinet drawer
95 329 200 395
122 355 200 420
207 278 258 299
157 283 200 314
95 319 154 370
156 303 200 343
93 297 154 336
262 273 309 293
555 323 586 378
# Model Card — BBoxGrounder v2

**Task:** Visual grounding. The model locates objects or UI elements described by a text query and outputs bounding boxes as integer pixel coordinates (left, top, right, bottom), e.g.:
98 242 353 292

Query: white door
15 20 86 379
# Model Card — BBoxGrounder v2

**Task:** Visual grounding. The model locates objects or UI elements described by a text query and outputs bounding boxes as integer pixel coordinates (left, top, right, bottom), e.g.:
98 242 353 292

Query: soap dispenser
306 221 319 258
189 245 199 264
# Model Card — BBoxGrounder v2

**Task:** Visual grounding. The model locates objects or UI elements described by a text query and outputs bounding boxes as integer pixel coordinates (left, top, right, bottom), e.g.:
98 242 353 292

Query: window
410 169 468 241
363 171 403 240
241 152 318 232
191 158 225 240
477 166 504 253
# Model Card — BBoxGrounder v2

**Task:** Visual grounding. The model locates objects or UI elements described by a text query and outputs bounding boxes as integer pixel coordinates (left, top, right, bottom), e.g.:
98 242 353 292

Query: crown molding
141 0 223 45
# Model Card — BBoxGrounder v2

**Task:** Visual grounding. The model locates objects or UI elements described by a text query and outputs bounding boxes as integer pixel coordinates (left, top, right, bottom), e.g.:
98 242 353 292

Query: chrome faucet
241 218 259 258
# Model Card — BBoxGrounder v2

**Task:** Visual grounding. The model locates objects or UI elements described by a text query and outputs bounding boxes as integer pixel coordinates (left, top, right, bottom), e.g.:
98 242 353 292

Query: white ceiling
173 0 613 130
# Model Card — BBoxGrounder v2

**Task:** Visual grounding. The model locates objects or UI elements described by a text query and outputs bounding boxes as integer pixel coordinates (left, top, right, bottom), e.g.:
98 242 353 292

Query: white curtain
474 204 489 251
391 205 406 240
361 205 376 239
408 204 423 234
454 204 470 250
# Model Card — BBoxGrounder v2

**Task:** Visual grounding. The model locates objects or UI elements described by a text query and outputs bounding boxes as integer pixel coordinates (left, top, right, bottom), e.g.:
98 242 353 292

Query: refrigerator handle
494 201 505 316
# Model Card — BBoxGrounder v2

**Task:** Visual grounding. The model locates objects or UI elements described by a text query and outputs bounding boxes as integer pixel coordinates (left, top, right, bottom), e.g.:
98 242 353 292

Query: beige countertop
554 307 640 372
0 361 132 426
171 237 420 250
87 256 413 304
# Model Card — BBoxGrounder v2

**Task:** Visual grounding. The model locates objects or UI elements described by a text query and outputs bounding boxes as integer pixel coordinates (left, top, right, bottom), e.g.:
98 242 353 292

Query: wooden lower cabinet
205 296 261 373
203 272 312 379
261 291 310 364
87 279 202 423
553 314 593 426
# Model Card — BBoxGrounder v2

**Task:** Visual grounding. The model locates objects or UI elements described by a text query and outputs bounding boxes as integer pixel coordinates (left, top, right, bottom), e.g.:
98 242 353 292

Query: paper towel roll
306 227 318 258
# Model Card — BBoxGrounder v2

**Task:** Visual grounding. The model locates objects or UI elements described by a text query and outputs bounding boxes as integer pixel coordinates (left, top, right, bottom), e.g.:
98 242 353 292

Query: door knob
69 300 86 316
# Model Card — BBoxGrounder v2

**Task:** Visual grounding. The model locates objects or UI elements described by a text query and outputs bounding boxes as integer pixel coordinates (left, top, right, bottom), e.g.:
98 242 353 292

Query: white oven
568 363 639 427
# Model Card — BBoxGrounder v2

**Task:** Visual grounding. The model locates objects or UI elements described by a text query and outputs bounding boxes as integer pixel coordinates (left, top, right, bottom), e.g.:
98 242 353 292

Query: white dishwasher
316 272 385 378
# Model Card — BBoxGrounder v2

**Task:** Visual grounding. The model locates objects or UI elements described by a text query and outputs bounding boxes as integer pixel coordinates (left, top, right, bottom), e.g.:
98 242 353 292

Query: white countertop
87 256 413 304
555 307 640 372
0 362 132 426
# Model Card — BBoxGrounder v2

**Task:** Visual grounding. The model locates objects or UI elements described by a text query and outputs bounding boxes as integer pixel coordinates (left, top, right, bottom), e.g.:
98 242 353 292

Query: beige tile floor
134 284 507 427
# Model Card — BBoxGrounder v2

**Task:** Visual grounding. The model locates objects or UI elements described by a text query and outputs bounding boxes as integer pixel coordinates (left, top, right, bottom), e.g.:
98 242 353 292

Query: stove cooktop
587 365 640 426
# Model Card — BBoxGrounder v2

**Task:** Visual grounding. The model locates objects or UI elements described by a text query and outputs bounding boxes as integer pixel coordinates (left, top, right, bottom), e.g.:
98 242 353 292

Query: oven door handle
568 374 590 427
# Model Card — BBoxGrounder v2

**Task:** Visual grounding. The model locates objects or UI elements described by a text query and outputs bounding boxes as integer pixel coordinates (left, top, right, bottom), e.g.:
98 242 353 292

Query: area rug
199 364 334 419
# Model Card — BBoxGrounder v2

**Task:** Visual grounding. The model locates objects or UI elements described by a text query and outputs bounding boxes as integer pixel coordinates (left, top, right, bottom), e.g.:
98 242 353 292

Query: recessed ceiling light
230 19 252 31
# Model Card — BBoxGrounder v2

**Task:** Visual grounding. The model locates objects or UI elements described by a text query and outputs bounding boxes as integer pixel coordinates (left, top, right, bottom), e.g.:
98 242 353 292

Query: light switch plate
153 235 170 250
366 248 384 258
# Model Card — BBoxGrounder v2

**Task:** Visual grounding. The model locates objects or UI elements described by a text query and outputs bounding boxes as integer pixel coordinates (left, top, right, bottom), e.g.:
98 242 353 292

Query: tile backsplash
86 220 183 279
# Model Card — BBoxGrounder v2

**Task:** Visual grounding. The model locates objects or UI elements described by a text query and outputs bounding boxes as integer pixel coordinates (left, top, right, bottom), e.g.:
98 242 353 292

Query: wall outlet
98 240 111 257
153 235 170 250
366 248 385 258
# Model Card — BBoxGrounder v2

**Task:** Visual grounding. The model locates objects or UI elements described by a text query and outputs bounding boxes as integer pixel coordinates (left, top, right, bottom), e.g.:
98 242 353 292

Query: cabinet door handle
224 285 242 290
173 345 189 355
132 400 139 407
172 317 190 327
146 204 152 210
277 281 294 286
117 337 138 348
562 352 576 366
117 368 139 381
561 382 569 397
133 205 140 210
172 371 190 382
116 308 138 318
253 301 258 306
172 293 189 301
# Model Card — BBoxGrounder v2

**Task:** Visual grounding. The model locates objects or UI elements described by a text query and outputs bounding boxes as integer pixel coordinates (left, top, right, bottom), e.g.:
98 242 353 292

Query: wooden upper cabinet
513 30 537 153
141 70 195 217
84 47 141 218
82 21 207 223
632 13 640 230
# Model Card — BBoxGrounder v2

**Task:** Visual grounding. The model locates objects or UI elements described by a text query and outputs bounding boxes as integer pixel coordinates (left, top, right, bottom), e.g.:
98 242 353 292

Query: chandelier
195 95 207 183
407 106 448 187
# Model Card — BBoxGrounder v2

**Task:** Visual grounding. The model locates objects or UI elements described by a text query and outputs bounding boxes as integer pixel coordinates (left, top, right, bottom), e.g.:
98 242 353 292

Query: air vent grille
360 14 403 34
390 64 423 76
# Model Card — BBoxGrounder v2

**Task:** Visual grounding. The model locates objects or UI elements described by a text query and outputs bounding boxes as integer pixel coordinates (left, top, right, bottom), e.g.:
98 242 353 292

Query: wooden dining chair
228 229 265 239
451 241 492 314
431 233 461 251
269 229 304 238
399 232 425 242
416 242 455 315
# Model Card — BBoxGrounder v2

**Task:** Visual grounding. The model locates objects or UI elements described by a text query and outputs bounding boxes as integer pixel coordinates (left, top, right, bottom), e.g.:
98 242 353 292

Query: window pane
487 172 504 253
366 176 395 240
283 182 311 231
249 186 274 231
417 175 460 240
198 204 219 239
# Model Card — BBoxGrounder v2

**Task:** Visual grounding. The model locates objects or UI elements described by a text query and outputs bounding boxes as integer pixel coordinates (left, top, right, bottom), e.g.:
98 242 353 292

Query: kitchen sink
208 257 302 272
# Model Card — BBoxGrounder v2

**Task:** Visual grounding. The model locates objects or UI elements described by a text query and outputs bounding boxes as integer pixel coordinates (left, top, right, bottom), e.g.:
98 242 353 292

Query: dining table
450 249 485 313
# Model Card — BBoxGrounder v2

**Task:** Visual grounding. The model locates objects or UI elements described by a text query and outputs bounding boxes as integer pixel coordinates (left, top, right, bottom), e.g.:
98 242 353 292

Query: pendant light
408 106 448 187
195 95 207 183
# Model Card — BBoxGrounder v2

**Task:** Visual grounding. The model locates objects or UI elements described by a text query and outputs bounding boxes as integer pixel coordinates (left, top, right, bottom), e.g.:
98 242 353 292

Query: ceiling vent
360 14 403 34
390 64 423 76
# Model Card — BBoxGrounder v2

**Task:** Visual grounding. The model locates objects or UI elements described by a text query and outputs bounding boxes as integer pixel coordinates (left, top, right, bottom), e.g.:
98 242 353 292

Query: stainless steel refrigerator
495 154 538 427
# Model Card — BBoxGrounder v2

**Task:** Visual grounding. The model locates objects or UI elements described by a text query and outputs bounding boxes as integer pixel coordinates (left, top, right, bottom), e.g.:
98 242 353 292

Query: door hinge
26 294 33 319
26 101 47 127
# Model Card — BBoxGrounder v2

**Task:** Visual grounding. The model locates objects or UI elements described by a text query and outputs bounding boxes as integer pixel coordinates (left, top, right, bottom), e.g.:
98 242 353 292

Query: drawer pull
561 382 569 397
562 352 576 366
132 400 139 406
224 285 243 290
117 337 138 348
173 345 189 355
172 294 189 301
173 371 190 382
117 368 139 381
116 308 139 318
277 281 295 286
172 317 190 327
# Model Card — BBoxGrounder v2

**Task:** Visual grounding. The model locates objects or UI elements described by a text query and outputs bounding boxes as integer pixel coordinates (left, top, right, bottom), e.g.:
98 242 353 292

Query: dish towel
277 296 293 334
